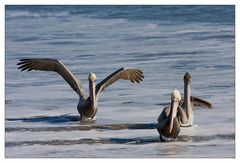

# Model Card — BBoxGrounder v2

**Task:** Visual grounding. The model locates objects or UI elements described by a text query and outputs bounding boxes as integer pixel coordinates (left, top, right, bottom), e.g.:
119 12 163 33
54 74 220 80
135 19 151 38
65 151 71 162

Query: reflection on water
6 133 234 147
6 114 80 124
6 115 157 131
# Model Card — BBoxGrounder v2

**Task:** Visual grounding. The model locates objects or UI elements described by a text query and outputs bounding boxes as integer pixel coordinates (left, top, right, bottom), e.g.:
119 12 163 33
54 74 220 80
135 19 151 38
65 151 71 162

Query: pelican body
157 89 182 142
17 58 144 122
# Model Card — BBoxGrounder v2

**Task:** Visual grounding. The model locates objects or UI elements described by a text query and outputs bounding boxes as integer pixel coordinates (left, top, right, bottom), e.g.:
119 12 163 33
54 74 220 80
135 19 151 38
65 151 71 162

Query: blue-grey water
5 5 235 158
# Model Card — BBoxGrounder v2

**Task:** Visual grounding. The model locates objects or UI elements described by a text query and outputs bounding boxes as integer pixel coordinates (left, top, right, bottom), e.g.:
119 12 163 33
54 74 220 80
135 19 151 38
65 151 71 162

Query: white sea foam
7 10 41 18
6 10 71 19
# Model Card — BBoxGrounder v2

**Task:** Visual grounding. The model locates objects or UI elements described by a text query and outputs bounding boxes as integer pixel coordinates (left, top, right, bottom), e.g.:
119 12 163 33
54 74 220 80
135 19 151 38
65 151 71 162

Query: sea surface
5 5 235 158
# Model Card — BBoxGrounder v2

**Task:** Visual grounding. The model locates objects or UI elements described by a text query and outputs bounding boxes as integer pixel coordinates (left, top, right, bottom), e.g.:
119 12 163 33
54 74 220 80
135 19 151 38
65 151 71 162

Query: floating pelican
179 72 213 127
17 58 144 121
157 88 182 142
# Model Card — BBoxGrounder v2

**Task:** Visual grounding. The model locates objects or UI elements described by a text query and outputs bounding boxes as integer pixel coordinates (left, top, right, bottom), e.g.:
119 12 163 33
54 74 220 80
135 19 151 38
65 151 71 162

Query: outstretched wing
17 58 88 99
180 96 213 109
191 96 213 108
95 67 144 96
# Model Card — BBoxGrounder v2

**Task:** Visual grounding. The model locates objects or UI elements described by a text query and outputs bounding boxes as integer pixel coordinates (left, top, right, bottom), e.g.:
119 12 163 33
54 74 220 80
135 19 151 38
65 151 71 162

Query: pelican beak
169 88 181 133
169 100 179 133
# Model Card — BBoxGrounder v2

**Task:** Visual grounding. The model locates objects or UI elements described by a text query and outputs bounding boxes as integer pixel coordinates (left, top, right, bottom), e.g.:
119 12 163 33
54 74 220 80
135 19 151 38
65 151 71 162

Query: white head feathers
171 88 181 102
88 73 97 82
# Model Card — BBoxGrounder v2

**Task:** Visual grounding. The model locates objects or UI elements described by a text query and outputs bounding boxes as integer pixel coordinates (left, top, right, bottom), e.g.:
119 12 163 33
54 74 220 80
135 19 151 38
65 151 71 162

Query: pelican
179 72 212 127
157 88 182 142
17 58 144 121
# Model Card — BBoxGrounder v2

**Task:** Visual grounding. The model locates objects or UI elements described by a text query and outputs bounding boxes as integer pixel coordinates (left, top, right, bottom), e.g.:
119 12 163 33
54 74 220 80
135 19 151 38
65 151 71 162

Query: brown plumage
157 89 182 142
157 106 181 141
96 67 144 95
179 96 213 109
17 58 88 99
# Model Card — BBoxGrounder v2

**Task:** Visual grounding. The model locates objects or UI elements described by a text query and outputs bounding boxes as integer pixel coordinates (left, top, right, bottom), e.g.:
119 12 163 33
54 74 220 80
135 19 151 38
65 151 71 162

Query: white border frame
1 0 239 162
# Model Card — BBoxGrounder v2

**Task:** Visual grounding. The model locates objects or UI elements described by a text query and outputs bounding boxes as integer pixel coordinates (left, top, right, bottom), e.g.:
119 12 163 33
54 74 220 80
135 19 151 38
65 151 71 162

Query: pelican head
88 73 97 82
183 72 192 84
171 88 181 102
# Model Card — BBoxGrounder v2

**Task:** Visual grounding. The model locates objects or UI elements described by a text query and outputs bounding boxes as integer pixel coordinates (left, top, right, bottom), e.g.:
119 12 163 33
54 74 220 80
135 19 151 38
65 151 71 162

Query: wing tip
208 103 213 108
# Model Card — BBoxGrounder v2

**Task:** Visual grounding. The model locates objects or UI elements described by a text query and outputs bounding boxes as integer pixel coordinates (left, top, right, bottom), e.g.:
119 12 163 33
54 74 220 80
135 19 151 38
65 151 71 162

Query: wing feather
191 96 213 108
180 96 213 109
95 67 144 95
17 58 88 99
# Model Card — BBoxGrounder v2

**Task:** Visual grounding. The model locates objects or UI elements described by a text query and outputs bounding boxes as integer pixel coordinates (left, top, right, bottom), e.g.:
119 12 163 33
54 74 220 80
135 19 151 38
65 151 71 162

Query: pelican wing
17 58 88 99
157 106 170 123
95 67 144 95
177 106 188 124
180 96 213 109
191 96 213 108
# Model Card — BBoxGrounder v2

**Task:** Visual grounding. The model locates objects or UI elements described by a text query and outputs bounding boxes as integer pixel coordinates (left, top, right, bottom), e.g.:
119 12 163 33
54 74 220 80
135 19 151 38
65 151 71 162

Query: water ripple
6 123 157 132
6 114 80 124
5 133 235 147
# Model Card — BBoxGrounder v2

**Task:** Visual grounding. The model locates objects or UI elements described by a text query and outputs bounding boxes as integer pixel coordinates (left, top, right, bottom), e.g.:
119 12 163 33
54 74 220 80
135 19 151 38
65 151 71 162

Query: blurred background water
5 5 235 158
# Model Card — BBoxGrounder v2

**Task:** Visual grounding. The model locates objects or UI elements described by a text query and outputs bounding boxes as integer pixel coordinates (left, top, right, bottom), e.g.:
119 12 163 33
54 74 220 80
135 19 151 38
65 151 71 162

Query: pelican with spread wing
17 58 144 121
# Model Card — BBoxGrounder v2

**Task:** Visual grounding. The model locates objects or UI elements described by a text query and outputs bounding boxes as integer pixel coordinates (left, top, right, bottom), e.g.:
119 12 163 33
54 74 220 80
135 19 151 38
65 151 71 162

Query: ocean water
5 5 235 158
